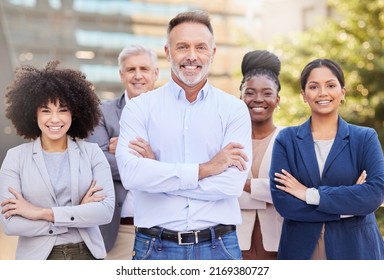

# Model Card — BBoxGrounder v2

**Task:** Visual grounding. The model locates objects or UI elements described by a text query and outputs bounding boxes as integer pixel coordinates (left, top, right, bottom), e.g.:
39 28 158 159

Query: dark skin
240 75 280 193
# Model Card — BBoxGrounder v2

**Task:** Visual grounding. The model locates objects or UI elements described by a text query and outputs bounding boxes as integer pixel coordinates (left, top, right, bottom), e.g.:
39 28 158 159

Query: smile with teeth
47 125 63 131
250 106 267 112
132 83 145 87
182 65 200 71
316 100 332 105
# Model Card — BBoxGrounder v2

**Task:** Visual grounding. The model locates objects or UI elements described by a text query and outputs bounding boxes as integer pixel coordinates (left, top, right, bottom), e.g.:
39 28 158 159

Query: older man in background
87 44 159 259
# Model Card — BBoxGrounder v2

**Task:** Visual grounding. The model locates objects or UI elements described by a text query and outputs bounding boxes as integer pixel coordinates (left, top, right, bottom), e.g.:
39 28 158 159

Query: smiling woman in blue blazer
270 58 384 260
0 61 115 260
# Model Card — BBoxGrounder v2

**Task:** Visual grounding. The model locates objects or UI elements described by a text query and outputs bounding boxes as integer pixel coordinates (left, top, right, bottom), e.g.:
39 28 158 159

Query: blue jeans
133 230 242 260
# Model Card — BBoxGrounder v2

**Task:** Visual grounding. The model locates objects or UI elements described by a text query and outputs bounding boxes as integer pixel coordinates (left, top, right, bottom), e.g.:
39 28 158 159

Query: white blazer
0 137 115 259
237 127 284 252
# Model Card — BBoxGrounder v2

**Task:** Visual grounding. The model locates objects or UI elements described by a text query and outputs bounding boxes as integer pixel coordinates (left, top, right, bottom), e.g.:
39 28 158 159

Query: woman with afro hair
0 60 115 259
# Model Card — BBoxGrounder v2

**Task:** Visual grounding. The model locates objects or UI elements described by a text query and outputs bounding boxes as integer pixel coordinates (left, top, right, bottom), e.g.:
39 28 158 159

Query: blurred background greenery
258 0 384 235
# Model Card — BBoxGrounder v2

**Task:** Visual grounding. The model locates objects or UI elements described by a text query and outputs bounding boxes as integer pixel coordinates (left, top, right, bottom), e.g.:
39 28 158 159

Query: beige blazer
0 137 115 259
237 127 284 252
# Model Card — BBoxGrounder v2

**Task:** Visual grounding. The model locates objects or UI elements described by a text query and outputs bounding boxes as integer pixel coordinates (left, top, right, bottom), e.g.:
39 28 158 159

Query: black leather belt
136 224 236 245
120 217 134 225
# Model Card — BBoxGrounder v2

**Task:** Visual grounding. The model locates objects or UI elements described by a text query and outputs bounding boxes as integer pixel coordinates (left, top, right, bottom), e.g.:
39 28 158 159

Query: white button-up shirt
116 79 252 231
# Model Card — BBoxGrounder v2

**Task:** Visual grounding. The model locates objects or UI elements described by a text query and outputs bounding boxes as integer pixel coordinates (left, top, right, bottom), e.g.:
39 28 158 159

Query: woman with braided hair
0 61 115 259
236 50 284 260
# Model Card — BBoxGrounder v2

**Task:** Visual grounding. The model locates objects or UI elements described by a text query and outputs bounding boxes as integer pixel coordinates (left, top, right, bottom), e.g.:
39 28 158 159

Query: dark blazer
87 94 127 252
270 116 384 259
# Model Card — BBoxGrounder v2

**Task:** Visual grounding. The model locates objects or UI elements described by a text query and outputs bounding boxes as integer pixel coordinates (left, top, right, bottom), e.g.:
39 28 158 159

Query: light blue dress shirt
116 79 252 231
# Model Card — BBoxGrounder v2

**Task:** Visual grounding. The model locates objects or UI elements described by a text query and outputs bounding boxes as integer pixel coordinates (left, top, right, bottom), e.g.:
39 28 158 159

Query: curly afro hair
5 60 101 140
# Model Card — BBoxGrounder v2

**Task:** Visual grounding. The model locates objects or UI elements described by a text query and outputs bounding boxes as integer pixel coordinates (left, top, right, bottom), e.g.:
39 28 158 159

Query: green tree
262 0 384 235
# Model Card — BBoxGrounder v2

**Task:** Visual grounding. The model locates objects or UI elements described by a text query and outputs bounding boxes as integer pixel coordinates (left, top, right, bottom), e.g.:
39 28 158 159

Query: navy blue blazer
270 116 384 259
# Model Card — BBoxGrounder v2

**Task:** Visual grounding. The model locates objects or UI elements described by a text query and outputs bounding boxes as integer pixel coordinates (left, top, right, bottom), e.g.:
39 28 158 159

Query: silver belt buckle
177 230 200 245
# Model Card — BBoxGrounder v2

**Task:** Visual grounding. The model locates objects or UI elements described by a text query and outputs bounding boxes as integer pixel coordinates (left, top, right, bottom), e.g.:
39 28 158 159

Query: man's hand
129 137 156 159
199 142 248 180
108 137 119 155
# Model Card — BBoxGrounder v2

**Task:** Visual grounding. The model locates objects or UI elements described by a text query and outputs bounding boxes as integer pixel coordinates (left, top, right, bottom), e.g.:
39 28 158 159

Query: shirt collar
124 90 129 103
169 77 210 101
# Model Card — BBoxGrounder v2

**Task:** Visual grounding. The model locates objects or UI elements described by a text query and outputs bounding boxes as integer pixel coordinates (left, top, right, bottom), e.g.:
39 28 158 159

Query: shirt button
49 230 53 234
70 217 74 221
